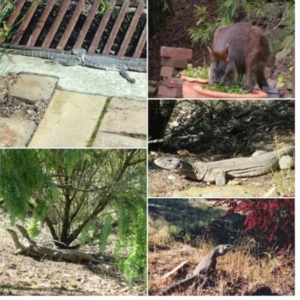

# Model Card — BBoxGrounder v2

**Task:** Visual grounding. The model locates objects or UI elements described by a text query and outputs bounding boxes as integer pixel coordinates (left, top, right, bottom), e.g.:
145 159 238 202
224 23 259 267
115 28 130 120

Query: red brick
162 77 183 88
157 85 182 98
160 57 187 68
160 66 179 77
160 46 192 59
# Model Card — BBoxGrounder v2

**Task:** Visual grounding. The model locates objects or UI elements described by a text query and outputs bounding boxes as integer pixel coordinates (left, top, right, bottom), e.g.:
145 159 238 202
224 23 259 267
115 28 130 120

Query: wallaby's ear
224 43 230 62
207 46 216 61
225 43 229 53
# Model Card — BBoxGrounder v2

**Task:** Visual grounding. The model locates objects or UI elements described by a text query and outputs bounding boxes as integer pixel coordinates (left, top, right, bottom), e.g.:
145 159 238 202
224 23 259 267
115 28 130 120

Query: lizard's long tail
157 275 197 296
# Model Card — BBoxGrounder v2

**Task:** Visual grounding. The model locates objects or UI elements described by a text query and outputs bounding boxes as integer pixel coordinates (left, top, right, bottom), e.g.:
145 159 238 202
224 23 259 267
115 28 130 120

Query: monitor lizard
4 47 146 83
157 244 233 295
154 146 294 185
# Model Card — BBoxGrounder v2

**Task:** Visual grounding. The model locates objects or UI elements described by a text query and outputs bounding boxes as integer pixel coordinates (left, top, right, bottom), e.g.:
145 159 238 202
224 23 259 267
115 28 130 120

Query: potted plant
180 65 209 98
180 66 268 98
192 82 268 99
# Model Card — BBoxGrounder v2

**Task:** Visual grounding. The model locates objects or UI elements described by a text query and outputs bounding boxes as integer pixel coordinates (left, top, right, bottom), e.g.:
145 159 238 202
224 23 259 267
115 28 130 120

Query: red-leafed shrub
213 199 294 250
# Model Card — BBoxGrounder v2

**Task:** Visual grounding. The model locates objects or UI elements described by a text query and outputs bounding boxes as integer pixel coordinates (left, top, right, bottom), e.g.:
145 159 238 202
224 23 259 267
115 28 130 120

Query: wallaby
208 22 270 91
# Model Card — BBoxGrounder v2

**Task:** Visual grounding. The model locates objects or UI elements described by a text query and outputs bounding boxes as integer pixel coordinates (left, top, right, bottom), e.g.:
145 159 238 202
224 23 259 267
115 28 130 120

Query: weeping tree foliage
0 149 146 285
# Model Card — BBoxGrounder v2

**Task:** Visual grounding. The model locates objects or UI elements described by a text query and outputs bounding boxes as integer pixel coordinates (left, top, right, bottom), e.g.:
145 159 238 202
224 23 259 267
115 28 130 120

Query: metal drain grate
1 0 146 59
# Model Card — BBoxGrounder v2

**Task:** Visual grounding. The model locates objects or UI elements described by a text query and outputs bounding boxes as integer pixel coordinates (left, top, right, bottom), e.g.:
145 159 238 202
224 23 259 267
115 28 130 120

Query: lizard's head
217 244 233 255
154 157 202 180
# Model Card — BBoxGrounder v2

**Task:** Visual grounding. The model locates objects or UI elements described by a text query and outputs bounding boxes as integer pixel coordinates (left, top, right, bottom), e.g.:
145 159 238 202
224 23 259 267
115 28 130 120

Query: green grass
86 97 112 147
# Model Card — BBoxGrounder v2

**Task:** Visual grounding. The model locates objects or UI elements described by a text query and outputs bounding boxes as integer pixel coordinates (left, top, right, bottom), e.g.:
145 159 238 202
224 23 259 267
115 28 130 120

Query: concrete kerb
0 55 147 101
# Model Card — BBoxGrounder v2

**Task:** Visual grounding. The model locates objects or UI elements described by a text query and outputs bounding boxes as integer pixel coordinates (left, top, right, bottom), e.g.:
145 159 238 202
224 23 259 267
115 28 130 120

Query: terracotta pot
181 75 209 84
181 76 209 98
181 76 268 99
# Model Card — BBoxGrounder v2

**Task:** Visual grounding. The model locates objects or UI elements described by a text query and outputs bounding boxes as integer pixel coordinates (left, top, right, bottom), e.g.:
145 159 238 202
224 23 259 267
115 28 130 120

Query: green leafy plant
276 67 293 89
0 21 11 40
202 82 248 94
180 64 209 79
98 0 113 16
275 2 294 60
27 222 42 238
188 6 223 46
99 214 113 253
277 73 285 88
0 0 36 43
0 1 14 24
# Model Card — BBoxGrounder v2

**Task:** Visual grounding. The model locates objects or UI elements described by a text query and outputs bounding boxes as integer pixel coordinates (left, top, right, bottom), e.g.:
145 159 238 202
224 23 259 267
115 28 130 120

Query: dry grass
148 216 178 249
272 169 295 196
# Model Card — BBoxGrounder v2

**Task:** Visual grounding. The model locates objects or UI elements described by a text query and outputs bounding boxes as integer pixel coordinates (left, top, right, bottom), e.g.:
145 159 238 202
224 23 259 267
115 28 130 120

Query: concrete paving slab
10 73 57 102
92 132 146 148
0 55 147 100
0 117 36 147
28 91 106 148
99 98 147 135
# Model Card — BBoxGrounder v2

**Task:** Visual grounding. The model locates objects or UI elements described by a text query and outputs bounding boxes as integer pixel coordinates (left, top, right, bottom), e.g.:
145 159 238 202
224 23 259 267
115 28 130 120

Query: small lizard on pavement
4 47 146 83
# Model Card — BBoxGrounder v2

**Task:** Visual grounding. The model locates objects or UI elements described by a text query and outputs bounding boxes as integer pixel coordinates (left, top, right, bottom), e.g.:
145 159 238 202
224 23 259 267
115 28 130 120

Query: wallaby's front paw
243 83 252 92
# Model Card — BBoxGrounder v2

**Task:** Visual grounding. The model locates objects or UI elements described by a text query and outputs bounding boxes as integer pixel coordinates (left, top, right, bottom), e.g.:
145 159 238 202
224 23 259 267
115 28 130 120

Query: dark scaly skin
6 48 146 83
154 146 294 185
